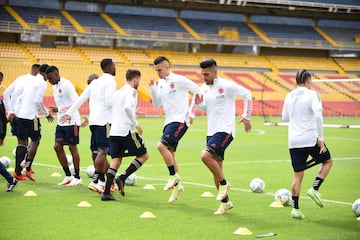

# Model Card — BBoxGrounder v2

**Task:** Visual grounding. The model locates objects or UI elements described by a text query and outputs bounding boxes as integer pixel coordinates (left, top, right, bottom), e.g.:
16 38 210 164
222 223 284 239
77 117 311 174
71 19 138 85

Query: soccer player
0 78 19 192
80 74 99 166
149 56 200 203
61 59 116 193
282 69 333 220
101 69 148 201
6 64 53 181
197 59 252 214
46 66 82 186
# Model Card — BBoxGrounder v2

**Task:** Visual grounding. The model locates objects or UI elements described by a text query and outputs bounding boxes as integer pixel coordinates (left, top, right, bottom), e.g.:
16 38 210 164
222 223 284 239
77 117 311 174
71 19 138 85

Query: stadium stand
0 0 359 116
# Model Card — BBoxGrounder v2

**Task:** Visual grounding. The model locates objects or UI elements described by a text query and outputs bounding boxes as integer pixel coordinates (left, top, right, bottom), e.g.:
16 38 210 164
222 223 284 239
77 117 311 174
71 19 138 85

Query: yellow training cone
143 184 156 190
77 201 92 207
233 227 252 235
140 211 156 218
201 191 214 197
269 201 284 208
24 190 37 197
51 172 62 177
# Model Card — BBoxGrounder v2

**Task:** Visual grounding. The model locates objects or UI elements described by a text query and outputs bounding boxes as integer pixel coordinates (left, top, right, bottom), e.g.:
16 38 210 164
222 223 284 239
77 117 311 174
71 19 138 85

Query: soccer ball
352 198 360 217
125 173 137 186
66 155 73 165
249 178 265 193
0 156 11 168
86 165 95 178
275 188 292 206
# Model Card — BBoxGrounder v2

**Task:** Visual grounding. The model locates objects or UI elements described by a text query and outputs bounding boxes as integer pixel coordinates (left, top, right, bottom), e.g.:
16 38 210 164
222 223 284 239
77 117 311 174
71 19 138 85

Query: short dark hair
45 65 59 74
39 64 49 73
295 69 311 84
126 69 141 81
100 58 113 71
0 72 3 78
31 64 41 70
200 59 217 68
153 56 170 65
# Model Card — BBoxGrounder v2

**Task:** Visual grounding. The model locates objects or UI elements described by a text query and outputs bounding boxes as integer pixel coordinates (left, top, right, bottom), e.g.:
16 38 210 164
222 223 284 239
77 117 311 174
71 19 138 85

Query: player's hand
136 125 143 135
240 118 251 133
7 113 16 123
49 106 58 113
60 114 71 124
46 114 54 123
80 117 89 128
317 138 326 154
195 94 203 105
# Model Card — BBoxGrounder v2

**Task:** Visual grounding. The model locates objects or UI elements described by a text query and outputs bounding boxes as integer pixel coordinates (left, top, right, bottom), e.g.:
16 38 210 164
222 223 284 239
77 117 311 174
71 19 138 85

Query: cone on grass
143 184 156 190
77 201 91 207
201 191 214 197
50 172 62 177
269 200 284 208
24 190 37 196
233 227 252 235
140 211 156 218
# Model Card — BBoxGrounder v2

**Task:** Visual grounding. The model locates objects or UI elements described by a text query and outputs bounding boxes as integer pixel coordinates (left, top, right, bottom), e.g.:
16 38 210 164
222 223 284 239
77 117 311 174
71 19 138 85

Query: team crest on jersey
216 87 225 99
168 82 176 95
58 88 62 94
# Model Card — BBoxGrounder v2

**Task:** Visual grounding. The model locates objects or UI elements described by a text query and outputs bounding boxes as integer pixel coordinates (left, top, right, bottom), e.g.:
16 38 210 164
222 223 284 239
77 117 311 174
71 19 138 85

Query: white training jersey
150 72 200 126
282 86 324 149
197 77 252 137
52 77 81 126
3 74 30 114
110 84 138 137
11 74 48 120
66 73 116 126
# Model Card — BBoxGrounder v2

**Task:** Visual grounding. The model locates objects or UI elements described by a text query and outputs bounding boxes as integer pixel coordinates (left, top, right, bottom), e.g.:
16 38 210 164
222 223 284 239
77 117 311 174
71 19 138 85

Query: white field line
32 158 357 206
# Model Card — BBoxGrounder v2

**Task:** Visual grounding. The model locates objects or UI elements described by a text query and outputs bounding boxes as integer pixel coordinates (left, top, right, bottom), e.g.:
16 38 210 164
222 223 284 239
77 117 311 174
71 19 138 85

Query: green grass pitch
0 116 359 240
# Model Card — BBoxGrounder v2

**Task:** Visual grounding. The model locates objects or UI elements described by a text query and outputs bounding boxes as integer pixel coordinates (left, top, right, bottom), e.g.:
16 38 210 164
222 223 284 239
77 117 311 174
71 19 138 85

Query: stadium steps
175 18 201 40
244 16 272 44
262 56 279 73
120 48 152 65
313 25 339 47
60 10 86 33
333 58 360 72
18 44 36 62
100 13 126 36
73 46 91 64
114 49 132 66
4 5 30 29
329 58 346 74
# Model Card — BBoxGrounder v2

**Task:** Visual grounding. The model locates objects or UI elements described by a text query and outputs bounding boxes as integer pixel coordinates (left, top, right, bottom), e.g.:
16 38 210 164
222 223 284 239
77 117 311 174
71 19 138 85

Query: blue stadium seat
107 13 186 32
0 6 15 21
69 10 110 28
12 6 71 25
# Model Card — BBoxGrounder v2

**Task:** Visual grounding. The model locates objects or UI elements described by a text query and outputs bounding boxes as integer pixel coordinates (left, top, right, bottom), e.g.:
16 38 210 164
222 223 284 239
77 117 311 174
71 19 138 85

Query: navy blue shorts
10 117 19 136
205 132 233 161
90 124 110 150
160 122 188 152
55 125 79 145
290 143 331 172
15 118 41 141
109 132 147 158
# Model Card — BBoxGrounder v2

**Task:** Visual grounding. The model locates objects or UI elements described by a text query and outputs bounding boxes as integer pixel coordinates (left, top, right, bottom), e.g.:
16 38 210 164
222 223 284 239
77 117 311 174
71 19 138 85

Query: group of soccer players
1 57 332 217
